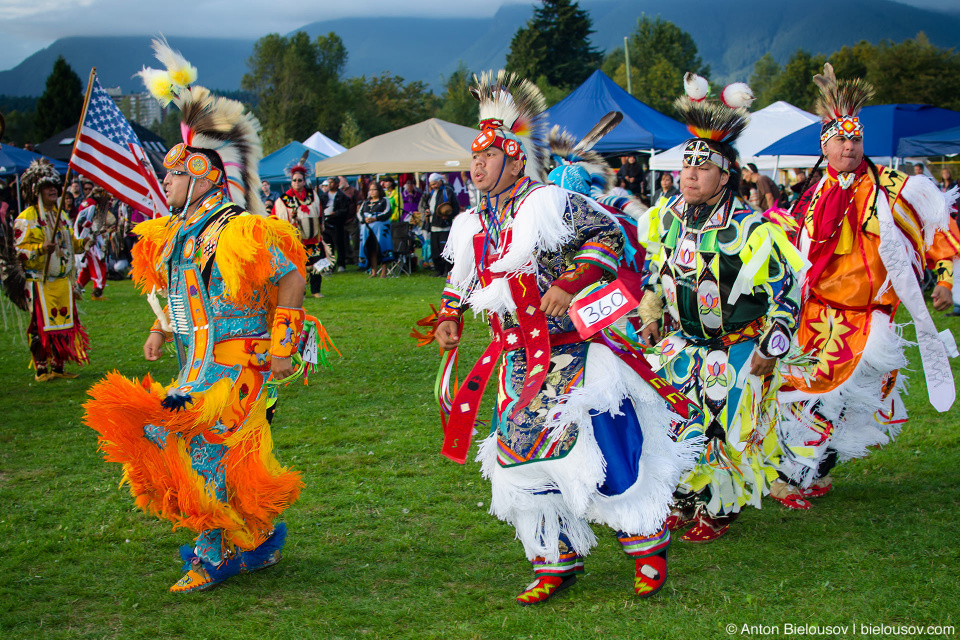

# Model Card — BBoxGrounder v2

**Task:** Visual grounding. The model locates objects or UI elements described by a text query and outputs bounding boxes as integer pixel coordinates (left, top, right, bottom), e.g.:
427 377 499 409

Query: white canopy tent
649 101 821 173
312 118 476 177
303 131 347 157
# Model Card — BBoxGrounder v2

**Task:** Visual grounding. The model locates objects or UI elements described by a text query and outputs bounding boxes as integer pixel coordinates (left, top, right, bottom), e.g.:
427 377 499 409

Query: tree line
2 0 960 152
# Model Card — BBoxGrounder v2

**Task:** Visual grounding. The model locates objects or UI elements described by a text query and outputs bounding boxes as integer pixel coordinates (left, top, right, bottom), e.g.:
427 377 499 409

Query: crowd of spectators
258 171 476 280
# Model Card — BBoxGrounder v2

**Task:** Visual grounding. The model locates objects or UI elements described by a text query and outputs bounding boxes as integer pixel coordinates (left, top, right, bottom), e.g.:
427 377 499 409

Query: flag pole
43 67 96 283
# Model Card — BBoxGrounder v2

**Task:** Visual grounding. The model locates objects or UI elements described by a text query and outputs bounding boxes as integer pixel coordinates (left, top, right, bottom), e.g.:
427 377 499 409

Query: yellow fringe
132 218 180 294
215 215 306 307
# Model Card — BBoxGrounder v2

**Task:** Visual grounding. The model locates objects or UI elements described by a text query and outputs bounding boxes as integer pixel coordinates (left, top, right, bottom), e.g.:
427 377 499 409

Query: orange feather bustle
84 371 302 551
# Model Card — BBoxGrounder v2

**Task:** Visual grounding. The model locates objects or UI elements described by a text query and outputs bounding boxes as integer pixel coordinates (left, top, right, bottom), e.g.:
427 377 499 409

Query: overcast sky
0 0 532 71
0 0 953 73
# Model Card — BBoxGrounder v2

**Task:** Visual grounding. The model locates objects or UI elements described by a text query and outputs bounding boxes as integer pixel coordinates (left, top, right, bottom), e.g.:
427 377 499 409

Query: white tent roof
650 101 821 172
303 131 347 157
312 118 476 176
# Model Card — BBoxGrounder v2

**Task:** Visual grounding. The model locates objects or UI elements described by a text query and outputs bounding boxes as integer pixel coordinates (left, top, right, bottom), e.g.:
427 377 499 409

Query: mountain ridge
1 0 958 97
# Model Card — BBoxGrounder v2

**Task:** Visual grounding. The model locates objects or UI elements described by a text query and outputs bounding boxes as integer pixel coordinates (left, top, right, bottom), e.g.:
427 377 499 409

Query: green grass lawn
1 272 958 640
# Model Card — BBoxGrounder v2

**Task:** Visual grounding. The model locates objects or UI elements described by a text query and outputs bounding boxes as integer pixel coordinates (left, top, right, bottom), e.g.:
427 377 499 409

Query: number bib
568 279 638 339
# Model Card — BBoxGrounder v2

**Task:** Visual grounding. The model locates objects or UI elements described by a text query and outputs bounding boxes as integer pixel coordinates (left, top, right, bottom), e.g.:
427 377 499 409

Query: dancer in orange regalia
774 64 958 501
84 39 312 593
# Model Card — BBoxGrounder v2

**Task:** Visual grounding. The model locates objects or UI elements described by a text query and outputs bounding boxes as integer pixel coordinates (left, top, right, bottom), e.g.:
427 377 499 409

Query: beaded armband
935 259 953 290
270 306 306 359
436 291 464 325
150 318 173 342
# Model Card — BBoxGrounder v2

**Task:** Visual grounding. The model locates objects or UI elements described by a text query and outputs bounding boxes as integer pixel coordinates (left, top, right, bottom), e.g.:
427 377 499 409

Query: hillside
1 0 958 97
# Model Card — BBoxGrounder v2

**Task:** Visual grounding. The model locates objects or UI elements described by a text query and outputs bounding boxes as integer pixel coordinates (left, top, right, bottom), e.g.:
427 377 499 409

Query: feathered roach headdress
813 63 874 151
674 72 754 173
544 114 621 198
285 151 313 181
20 158 61 204
469 70 548 182
136 36 265 215
543 113 647 219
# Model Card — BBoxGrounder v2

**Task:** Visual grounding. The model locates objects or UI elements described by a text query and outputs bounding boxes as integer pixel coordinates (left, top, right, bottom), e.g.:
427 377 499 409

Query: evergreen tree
34 56 83 141
505 0 602 90
602 16 709 115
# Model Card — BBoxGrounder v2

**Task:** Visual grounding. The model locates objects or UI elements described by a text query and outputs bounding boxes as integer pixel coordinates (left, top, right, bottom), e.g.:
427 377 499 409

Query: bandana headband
682 139 730 172
820 115 863 149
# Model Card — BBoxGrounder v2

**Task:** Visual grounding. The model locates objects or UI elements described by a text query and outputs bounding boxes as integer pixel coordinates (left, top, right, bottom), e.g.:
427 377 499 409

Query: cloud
1 0 530 39
0 0 533 69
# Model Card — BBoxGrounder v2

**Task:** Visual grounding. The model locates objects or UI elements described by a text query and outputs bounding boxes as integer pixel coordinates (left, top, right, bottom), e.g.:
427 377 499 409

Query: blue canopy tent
0 143 69 177
543 71 690 155
757 104 960 158
259 141 329 187
897 125 960 157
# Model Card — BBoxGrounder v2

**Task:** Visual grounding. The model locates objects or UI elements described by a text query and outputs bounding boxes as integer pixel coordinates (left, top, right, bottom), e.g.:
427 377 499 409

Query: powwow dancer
13 159 92 381
637 74 809 542
774 64 957 499
73 185 111 300
84 39 318 593
271 157 328 298
432 70 699 605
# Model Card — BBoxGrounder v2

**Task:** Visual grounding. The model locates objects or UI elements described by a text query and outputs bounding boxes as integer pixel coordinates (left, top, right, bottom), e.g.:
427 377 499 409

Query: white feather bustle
479 343 698 561
900 174 953 246
777 312 909 487
487 186 572 274
444 186 575 318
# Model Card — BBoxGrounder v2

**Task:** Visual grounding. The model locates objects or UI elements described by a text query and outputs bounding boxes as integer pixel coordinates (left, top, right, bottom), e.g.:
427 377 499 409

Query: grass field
1 271 958 640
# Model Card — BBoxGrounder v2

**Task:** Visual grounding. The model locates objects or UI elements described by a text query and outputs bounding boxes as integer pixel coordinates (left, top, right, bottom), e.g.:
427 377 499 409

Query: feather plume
721 82 755 109
674 96 749 143
136 67 175 106
545 126 611 197
20 158 61 202
573 111 623 155
471 70 548 181
683 72 709 102
285 151 313 179
151 35 197 90
814 63 874 121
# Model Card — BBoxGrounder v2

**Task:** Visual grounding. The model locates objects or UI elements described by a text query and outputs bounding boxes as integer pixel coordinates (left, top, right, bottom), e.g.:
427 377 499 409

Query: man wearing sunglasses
85 47 309 595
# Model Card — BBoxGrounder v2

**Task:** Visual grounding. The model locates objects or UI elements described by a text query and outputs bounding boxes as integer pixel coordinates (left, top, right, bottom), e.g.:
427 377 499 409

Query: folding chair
387 221 415 276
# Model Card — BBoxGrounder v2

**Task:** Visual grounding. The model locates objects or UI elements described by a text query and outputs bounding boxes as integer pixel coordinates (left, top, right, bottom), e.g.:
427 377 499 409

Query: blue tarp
0 143 69 177
897 125 960 157
259 141 329 186
544 70 690 154
757 104 960 158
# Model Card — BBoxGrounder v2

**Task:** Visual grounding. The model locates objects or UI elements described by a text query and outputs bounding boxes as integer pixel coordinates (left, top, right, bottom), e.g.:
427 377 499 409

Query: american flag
69 76 167 218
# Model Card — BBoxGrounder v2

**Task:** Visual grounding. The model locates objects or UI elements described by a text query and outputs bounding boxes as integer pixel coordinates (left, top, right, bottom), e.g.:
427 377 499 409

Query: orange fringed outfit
84 191 307 566
777 167 957 487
